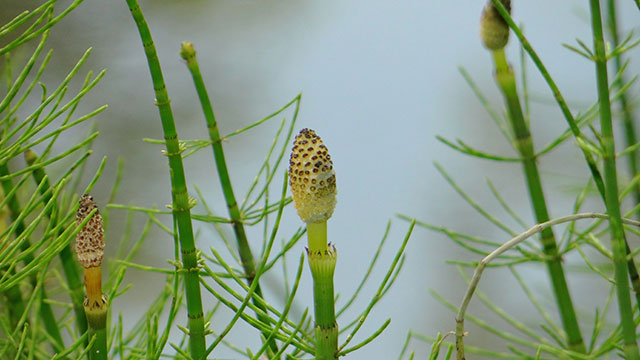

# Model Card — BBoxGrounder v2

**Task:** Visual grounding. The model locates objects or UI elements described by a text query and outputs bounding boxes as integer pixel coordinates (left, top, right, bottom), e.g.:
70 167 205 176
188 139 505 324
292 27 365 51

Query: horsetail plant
179 41 278 355
125 1 207 358
587 0 639 357
289 128 338 360
607 0 640 307
479 0 585 353
76 194 108 360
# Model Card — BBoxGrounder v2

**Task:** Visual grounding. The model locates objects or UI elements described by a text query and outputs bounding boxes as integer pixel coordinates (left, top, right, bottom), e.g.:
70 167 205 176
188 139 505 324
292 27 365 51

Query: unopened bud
75 194 104 268
288 129 337 223
480 0 511 50
180 41 195 60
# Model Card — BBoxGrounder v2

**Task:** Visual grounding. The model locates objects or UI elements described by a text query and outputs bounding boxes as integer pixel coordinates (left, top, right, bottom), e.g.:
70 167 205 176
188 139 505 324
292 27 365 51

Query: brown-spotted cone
288 128 337 223
75 194 104 268
480 0 511 50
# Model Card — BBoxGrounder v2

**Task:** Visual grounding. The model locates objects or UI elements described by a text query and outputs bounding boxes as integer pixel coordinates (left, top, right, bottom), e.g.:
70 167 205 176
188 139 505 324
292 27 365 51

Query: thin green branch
0 162 65 352
25 150 88 339
455 212 640 360
489 0 606 199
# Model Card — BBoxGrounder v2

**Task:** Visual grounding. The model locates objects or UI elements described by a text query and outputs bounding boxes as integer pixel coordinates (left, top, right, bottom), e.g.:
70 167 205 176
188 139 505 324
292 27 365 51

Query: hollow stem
124 1 206 358
306 221 338 360
589 1 639 358
179 42 277 355
491 48 585 353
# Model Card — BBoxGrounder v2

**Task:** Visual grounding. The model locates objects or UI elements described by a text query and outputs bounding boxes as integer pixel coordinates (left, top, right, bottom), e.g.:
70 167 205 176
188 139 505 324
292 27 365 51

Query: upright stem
491 49 585 353
492 0 640 320
306 221 338 360
489 0 606 199
179 43 277 354
124 1 206 358
589 1 639 358
607 0 640 306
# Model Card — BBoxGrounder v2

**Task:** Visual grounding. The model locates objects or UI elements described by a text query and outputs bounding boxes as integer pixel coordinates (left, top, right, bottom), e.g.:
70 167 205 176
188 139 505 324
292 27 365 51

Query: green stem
589 1 639 358
491 0 640 319
179 42 278 355
491 49 585 353
489 0 606 199
85 297 108 360
607 0 640 307
307 222 327 253
307 222 338 360
1 269 26 330
124 1 206 358
88 328 107 360
25 150 88 340
0 163 65 353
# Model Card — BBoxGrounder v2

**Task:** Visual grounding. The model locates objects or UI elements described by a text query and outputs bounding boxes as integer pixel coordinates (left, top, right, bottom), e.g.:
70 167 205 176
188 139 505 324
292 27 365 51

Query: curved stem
124 1 206 358
455 213 640 360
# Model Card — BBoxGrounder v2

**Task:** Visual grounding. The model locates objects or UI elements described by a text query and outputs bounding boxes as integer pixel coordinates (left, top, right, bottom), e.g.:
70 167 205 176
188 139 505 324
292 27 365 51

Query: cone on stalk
75 194 108 360
289 128 339 360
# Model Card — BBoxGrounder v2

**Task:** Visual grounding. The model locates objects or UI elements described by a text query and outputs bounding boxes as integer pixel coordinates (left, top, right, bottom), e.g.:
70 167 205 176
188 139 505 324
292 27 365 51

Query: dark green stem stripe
125 1 206 358
608 0 640 308
492 49 585 353
180 43 277 354
0 163 65 352
589 1 639 358
25 150 88 340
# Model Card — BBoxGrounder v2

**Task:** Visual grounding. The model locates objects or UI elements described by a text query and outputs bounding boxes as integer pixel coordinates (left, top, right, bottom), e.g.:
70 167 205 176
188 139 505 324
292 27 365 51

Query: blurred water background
2 0 640 358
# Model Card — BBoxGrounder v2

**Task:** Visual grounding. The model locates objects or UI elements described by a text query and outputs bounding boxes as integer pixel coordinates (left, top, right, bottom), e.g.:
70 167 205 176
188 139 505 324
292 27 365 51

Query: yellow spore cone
75 194 104 269
288 128 337 224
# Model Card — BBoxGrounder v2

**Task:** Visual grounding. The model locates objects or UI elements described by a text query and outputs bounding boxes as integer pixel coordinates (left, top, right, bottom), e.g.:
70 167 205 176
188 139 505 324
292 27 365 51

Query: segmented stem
491 49 585 353
589 1 639 358
307 223 338 360
607 0 640 306
179 42 277 355
124 1 206 358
